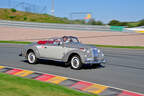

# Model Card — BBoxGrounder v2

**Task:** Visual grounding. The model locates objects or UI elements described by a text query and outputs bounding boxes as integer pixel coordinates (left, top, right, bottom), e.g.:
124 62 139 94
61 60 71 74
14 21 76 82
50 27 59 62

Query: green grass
0 73 97 96
0 8 70 24
0 8 84 24
0 41 32 44
127 22 140 27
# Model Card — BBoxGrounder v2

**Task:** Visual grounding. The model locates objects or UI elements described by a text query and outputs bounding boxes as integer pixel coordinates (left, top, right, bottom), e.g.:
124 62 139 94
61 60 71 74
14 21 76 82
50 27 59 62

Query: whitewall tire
70 55 82 70
27 52 38 64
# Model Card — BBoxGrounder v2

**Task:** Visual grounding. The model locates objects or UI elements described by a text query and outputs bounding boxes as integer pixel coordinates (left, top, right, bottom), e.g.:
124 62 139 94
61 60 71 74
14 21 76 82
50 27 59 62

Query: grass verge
0 41 32 44
0 73 97 96
0 40 144 49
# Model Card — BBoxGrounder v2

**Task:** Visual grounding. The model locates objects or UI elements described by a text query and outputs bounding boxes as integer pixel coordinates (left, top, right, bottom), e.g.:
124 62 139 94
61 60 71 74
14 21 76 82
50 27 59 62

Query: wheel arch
26 49 34 54
67 53 80 62
26 48 40 58
64 51 85 64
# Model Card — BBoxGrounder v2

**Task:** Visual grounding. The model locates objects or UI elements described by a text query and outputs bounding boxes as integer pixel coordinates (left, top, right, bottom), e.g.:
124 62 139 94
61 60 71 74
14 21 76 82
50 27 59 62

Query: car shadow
22 59 105 70
22 59 69 68
82 64 105 70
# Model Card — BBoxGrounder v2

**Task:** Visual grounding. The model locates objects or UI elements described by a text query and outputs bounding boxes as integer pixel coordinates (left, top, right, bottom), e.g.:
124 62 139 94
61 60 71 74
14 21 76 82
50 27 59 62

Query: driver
63 36 70 43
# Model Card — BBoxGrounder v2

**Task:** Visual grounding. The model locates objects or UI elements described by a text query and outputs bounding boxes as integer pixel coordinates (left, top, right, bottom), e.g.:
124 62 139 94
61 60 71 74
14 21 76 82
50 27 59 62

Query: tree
119 22 128 26
80 20 85 24
108 20 120 26
11 8 16 12
87 18 97 25
138 19 144 26
87 19 103 25
95 21 103 25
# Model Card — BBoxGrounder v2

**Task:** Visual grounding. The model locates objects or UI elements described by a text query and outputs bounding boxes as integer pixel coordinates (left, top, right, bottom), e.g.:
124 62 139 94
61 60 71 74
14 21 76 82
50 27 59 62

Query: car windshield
63 36 79 43
71 37 79 43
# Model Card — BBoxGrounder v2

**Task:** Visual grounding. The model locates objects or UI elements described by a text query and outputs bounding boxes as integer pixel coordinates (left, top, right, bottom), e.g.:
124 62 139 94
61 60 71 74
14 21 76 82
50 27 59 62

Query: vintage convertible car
19 36 105 70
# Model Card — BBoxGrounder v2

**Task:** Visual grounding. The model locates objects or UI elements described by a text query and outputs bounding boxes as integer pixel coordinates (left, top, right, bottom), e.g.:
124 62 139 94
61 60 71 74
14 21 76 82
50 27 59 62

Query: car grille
92 48 103 61
92 48 98 61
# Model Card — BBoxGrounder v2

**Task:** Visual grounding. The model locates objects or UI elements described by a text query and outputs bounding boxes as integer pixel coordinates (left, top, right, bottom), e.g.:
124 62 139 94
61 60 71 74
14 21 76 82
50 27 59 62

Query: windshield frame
62 36 80 44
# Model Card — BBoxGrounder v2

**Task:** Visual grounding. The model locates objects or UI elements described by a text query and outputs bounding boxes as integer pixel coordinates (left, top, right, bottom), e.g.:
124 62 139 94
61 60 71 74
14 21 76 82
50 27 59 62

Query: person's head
63 36 68 42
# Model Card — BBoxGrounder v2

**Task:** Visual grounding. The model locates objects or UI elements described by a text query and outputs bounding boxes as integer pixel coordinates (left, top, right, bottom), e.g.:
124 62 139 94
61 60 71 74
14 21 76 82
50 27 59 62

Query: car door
36 44 50 58
45 44 66 60
37 39 66 60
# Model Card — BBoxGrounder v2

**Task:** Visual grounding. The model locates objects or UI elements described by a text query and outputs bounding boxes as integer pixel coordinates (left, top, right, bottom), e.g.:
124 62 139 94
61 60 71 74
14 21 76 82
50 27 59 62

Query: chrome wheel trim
71 57 80 69
28 52 36 63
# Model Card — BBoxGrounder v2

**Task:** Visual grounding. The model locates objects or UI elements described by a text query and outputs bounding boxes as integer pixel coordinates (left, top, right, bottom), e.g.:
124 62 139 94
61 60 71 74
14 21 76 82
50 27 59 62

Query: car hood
65 43 97 49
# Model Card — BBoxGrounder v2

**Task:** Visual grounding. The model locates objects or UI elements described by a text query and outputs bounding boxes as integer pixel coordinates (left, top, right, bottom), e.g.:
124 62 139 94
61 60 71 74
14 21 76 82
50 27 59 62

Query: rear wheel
70 55 82 70
27 51 38 64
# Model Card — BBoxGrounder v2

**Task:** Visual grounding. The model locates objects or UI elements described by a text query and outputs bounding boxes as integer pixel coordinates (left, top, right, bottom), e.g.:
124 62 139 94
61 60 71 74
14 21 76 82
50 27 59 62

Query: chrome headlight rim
80 48 90 53
97 49 101 53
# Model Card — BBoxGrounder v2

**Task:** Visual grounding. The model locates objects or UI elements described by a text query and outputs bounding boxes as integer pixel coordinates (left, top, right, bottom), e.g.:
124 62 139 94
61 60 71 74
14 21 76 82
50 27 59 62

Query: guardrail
0 20 134 32
0 20 112 31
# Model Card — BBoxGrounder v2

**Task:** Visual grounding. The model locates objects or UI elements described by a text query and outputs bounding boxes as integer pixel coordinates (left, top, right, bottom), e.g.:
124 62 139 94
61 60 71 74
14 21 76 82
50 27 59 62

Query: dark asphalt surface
0 44 144 94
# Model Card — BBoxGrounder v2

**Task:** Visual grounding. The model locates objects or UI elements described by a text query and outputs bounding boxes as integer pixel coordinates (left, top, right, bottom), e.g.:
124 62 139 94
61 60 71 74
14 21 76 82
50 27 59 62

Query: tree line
84 19 144 27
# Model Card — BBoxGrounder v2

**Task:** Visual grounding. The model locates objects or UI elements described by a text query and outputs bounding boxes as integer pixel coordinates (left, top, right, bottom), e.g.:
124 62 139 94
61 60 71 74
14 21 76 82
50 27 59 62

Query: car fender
26 46 40 58
63 49 85 64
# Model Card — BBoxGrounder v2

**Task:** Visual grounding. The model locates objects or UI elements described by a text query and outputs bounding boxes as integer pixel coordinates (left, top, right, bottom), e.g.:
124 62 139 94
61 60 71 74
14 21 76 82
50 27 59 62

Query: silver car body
20 36 105 65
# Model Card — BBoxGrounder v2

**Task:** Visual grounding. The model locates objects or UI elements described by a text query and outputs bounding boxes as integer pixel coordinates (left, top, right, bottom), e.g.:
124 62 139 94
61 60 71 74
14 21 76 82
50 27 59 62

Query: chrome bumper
84 59 106 64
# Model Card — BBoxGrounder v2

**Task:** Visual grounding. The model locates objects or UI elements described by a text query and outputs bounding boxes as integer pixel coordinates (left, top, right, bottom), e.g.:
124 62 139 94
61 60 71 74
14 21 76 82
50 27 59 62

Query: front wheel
27 52 38 64
70 55 82 70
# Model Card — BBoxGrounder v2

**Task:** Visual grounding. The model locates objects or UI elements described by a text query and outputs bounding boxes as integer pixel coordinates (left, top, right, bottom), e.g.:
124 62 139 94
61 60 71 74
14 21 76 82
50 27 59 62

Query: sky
0 0 144 23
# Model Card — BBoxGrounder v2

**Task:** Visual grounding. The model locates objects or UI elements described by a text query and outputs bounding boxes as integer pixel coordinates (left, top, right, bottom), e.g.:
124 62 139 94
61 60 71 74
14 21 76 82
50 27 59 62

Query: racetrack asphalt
0 44 144 94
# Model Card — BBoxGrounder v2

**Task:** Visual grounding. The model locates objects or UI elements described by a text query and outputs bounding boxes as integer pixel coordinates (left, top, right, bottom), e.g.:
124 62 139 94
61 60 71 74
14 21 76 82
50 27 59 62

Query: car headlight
102 53 104 57
86 50 90 53
97 49 101 53
80 48 90 53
